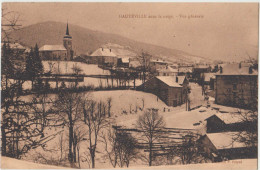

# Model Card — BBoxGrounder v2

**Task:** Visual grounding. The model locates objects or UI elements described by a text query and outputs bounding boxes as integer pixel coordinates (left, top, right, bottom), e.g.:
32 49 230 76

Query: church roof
39 45 67 51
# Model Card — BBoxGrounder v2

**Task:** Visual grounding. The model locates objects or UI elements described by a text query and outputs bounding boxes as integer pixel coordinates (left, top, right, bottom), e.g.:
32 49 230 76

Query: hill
9 21 208 64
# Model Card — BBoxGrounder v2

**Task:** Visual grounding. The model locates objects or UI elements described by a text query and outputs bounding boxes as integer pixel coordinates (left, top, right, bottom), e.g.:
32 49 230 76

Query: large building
39 23 74 61
82 47 118 67
215 63 258 108
138 76 189 107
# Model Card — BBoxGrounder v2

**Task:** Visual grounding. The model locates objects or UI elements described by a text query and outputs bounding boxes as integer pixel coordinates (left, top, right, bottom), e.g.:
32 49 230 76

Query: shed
199 132 256 161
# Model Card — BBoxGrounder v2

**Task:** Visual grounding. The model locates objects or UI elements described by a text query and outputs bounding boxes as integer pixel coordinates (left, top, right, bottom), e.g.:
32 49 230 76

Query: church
39 23 74 61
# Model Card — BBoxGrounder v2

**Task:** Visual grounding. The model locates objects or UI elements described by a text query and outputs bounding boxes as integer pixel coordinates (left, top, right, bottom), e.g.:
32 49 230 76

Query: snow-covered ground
2 156 256 170
129 159 257 170
42 61 110 75
6 82 255 169
1 156 70 169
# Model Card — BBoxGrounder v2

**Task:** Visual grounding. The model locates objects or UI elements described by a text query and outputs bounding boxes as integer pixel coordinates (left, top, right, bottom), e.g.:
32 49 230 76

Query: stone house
138 76 189 107
215 63 258 108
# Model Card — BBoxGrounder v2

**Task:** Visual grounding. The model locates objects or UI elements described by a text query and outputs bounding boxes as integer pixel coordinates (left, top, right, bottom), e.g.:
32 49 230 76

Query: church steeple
66 22 70 35
63 21 73 60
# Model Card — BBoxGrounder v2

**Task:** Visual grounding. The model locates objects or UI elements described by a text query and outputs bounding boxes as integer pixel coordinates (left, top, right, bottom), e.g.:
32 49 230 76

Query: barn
205 112 256 133
138 76 189 107
199 132 257 162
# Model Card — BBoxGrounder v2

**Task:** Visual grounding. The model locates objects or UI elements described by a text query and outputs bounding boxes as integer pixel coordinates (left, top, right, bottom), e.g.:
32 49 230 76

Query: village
1 3 258 170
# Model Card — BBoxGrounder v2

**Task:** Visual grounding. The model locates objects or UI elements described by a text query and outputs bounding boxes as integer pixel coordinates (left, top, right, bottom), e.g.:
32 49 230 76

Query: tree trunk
1 124 6 156
77 146 80 168
91 151 95 168
68 124 74 164
149 142 152 166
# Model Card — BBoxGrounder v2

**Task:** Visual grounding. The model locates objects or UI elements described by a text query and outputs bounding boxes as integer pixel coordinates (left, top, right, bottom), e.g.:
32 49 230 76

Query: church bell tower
63 22 73 60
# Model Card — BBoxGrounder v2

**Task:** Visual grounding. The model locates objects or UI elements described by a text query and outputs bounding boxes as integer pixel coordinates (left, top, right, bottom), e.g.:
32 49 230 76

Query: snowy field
42 61 110 75
4 88 257 169
2 156 256 170
1 156 70 169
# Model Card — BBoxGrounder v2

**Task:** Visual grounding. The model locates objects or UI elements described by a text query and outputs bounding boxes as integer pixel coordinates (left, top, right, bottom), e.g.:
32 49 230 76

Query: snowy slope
42 61 110 75
128 159 257 170
1 156 70 169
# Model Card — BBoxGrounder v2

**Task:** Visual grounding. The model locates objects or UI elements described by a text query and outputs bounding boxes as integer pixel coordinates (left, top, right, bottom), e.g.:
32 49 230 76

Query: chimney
176 76 178 83
239 62 242 69
102 48 103 51
220 66 223 73
110 49 111 52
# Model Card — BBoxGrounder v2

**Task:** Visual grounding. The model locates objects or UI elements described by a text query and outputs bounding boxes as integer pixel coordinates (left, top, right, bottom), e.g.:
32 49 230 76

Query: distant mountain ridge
9 21 208 64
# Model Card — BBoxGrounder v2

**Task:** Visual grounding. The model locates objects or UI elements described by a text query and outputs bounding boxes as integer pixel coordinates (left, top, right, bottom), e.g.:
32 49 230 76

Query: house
117 57 130 68
192 65 211 83
39 23 74 61
138 76 189 107
205 113 249 133
199 132 257 161
203 73 216 90
178 66 193 78
150 59 168 72
129 58 142 69
215 63 258 108
1 42 28 60
88 48 118 67
157 66 178 76
169 63 178 69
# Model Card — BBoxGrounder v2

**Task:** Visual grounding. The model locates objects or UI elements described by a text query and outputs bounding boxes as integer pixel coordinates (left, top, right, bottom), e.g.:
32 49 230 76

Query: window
233 84 237 90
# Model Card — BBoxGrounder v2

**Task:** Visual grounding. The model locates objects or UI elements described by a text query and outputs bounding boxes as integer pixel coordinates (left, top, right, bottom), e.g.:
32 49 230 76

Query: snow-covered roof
129 60 142 68
39 45 67 51
206 132 247 150
121 57 130 63
215 113 243 124
216 63 258 76
206 113 243 124
194 65 210 69
156 76 184 87
90 48 117 57
1 42 26 50
204 73 216 82
157 67 178 73
150 59 168 64
178 67 193 73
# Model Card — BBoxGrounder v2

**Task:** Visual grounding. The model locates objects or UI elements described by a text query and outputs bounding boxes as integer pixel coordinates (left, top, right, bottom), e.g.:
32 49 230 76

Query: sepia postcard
1 2 258 170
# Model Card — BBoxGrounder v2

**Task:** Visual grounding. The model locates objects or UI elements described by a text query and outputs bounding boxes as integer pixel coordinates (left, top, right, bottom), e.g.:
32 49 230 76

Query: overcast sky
3 2 259 62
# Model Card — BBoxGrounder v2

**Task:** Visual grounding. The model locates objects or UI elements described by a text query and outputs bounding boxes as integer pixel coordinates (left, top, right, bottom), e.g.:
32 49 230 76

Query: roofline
155 77 182 88
215 74 258 76
39 49 67 51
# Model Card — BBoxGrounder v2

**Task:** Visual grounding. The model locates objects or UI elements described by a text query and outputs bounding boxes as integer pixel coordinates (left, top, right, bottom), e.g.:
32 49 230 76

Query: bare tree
136 108 165 166
73 125 87 168
82 100 109 168
71 64 83 87
107 97 112 117
53 90 84 166
139 52 152 83
101 127 118 168
176 134 202 164
101 127 138 168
